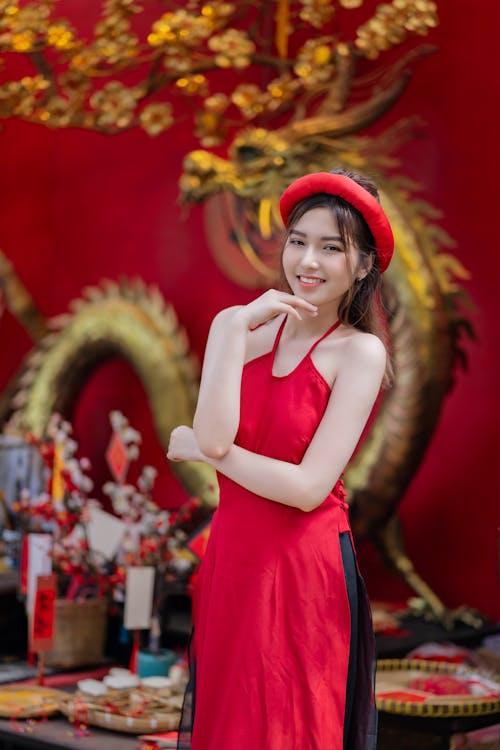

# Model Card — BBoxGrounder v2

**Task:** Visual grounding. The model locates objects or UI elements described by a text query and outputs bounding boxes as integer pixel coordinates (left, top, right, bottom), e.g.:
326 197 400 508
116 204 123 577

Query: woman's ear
357 254 374 282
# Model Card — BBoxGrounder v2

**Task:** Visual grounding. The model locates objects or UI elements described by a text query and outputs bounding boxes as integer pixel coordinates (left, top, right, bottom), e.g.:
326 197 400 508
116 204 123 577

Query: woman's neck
284 304 341 340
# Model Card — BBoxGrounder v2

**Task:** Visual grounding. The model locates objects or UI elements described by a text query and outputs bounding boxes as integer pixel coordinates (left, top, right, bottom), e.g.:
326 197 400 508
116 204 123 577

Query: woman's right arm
192 306 248 459
193 291 318 459
170 332 386 511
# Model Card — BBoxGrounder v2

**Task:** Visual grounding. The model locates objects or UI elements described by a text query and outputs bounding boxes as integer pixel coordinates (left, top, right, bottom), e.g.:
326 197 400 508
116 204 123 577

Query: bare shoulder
341 329 387 374
209 305 245 333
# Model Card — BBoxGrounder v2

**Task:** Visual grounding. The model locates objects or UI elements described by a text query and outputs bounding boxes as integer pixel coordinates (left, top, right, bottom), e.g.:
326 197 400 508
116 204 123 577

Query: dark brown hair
280 168 393 386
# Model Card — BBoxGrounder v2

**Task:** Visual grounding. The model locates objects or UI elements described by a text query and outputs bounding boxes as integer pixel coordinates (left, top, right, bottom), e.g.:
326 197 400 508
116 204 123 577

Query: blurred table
0 717 139 749
378 711 500 750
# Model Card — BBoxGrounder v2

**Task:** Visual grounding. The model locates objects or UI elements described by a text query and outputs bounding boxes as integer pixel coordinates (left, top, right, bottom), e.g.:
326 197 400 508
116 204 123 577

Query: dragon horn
278 73 411 142
278 44 436 143
279 45 437 143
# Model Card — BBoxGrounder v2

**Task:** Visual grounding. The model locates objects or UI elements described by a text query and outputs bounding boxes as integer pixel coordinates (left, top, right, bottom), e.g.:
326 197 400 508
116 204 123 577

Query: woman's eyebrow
290 229 343 242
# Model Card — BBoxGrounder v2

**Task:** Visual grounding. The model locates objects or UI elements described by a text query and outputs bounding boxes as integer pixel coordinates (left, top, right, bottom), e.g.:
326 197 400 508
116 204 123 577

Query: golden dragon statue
0 0 478 625
0 266 218 509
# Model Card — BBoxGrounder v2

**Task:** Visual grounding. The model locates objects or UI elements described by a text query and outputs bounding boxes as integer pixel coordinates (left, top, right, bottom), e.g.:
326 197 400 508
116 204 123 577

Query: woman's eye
290 239 304 246
324 245 343 253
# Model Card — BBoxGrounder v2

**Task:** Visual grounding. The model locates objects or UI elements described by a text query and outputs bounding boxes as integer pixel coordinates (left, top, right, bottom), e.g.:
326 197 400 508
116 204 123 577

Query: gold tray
0 686 63 718
59 697 180 734
376 659 500 718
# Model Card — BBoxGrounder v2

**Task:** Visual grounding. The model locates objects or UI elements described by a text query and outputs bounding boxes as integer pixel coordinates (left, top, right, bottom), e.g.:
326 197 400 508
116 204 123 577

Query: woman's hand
234 289 318 331
167 426 204 463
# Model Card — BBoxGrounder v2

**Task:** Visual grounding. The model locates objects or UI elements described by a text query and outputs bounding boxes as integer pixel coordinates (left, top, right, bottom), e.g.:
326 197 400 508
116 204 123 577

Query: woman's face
282 206 362 312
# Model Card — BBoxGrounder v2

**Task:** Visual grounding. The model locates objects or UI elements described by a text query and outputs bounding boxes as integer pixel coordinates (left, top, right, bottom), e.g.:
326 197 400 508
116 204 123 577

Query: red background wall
0 1 498 620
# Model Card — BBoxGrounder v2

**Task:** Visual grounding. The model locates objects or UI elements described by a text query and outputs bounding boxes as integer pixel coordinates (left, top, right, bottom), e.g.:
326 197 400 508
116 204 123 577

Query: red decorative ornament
106 431 130 484
185 520 212 563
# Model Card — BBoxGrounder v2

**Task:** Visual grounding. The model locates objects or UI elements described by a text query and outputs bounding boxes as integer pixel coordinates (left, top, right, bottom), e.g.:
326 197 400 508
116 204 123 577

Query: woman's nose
302 246 319 268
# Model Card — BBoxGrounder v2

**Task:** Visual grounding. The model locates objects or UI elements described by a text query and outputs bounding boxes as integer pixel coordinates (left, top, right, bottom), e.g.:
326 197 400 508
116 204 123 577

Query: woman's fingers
273 300 317 321
277 291 318 314
239 289 318 330
276 303 302 321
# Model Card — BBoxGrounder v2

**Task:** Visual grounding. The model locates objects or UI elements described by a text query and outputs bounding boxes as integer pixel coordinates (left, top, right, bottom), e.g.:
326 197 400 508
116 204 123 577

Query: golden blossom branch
0 0 438 141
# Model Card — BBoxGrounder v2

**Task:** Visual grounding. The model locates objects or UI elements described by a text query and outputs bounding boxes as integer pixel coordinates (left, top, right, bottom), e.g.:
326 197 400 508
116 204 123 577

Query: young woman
167 169 394 750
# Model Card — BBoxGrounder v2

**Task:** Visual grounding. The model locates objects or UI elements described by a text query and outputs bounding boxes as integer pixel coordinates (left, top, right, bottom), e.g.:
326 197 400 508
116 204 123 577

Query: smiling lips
297 275 325 288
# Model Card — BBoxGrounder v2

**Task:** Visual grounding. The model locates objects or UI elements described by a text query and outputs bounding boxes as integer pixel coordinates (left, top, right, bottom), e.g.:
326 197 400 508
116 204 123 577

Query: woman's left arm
168 334 386 512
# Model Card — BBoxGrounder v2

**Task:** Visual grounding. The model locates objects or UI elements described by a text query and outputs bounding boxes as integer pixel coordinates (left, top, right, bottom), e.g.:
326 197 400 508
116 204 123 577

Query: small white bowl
77 679 107 697
103 674 140 690
108 667 135 677
140 676 172 690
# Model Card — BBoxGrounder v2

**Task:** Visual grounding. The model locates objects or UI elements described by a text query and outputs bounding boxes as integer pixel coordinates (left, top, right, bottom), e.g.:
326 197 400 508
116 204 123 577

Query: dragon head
180 128 305 203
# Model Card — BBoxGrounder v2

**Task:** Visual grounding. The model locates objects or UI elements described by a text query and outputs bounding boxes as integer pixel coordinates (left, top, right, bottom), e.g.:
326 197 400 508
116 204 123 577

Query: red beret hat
279 172 394 272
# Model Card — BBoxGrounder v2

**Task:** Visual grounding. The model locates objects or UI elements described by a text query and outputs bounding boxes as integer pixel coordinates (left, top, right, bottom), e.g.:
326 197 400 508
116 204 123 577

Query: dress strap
270 316 342 379
272 316 341 358
306 319 341 356
271 316 288 357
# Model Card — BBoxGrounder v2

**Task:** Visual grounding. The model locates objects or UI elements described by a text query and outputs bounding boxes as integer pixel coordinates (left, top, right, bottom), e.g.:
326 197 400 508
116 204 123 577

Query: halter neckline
271 316 341 379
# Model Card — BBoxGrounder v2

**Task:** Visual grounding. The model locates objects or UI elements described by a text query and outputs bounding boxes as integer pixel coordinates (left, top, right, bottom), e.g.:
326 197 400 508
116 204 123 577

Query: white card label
86 506 127 561
124 566 155 630
26 534 52 615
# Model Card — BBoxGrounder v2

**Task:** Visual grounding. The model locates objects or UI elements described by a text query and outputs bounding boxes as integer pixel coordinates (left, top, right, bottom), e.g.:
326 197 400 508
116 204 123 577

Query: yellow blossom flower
5 75 49 118
9 3 50 32
163 56 193 75
175 74 208 96
355 0 437 59
208 29 255 69
70 49 101 72
60 71 90 100
0 3 17 35
294 37 335 85
266 74 298 109
299 0 335 29
148 10 211 48
0 80 20 96
200 2 234 21
47 24 74 50
139 102 173 136
11 30 34 51
89 81 137 129
91 32 139 63
40 96 73 127
13 94 35 117
231 84 266 118
194 108 226 147
20 75 49 93
0 2 19 17
204 93 229 113
95 16 130 38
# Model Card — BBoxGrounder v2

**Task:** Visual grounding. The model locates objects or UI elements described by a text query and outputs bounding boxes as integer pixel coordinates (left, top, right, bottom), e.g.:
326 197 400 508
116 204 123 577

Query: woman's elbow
297 480 332 512
290 484 311 512
300 498 322 513
204 445 231 459
195 436 231 460
193 418 234 459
